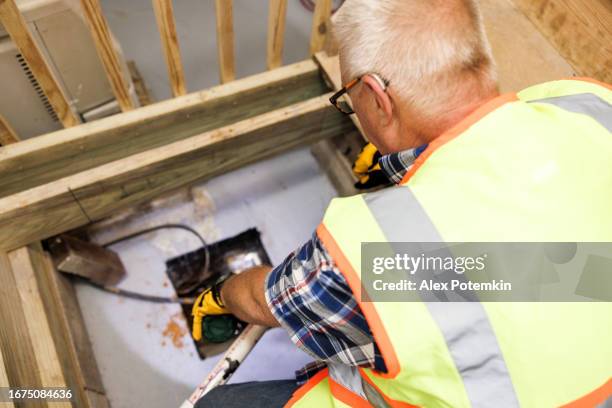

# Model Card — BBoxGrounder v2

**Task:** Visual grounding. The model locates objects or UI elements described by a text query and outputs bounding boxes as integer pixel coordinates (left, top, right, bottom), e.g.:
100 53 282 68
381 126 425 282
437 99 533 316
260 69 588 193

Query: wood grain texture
0 251 46 407
309 0 332 56
0 114 20 145
0 60 326 198
0 94 352 251
8 246 71 408
0 348 14 407
79 0 135 111
35 252 109 407
152 0 187 97
127 60 154 106
0 0 79 128
267 0 287 70
215 0 235 83
512 0 611 83
480 0 574 92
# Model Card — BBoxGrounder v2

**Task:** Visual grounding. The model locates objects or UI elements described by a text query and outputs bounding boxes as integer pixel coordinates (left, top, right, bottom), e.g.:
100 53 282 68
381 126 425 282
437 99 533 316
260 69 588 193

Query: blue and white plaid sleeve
265 232 387 382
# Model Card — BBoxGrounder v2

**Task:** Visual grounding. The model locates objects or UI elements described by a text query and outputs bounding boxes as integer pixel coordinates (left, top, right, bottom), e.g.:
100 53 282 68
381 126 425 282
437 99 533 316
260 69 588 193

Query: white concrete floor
81 148 337 408
75 2 341 407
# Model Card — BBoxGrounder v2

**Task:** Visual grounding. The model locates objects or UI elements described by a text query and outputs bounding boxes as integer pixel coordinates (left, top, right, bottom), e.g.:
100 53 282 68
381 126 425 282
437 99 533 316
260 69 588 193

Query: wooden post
0 0 79 128
309 0 332 56
152 0 187 97
267 0 287 70
9 247 70 408
0 347 14 407
79 0 135 111
0 115 20 145
215 0 235 83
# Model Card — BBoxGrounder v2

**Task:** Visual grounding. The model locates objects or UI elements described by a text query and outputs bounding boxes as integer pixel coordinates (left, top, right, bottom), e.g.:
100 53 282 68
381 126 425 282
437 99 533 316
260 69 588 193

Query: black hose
78 224 211 304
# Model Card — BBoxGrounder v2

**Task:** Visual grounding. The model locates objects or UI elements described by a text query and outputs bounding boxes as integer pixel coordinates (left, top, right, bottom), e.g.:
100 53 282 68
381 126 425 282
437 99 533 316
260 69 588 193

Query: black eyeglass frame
329 73 390 115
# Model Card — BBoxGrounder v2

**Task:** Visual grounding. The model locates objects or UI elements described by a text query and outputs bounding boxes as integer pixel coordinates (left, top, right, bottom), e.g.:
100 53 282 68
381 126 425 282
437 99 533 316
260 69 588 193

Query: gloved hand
352 143 391 189
191 281 229 341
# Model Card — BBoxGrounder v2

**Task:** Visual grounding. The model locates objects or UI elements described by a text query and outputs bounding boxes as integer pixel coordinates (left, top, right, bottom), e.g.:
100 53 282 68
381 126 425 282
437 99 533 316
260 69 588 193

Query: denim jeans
194 380 299 408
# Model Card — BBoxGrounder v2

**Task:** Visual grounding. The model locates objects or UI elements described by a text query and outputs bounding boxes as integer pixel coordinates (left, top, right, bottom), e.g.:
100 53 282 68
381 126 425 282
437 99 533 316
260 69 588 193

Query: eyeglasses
329 73 390 115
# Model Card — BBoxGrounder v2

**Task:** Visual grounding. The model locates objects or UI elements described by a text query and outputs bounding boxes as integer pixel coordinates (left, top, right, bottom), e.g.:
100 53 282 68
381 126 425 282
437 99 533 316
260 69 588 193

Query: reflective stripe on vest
527 93 612 132
364 187 520 407
286 79 612 408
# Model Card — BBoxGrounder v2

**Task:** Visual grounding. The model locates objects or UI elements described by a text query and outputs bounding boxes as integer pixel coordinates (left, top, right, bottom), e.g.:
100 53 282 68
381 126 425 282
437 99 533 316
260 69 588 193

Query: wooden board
0 252 46 403
153 0 187 97
36 252 110 408
0 0 79 128
0 346 14 407
267 0 287 70
512 0 611 83
79 0 135 111
215 0 235 83
309 0 332 56
8 246 72 408
0 60 327 198
0 115 19 146
0 94 353 251
480 0 575 92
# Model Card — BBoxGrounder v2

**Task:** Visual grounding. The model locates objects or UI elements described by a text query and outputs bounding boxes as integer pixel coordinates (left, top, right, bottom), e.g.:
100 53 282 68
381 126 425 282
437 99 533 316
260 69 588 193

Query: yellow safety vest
285 78 612 408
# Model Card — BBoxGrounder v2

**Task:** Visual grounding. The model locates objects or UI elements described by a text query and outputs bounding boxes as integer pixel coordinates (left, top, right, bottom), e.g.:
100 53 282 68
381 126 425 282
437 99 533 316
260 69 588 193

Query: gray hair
332 0 498 118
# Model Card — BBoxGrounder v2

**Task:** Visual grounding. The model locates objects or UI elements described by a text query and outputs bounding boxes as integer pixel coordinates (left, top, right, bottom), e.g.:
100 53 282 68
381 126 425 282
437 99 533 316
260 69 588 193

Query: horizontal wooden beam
0 60 327 198
0 94 353 251
512 0 611 83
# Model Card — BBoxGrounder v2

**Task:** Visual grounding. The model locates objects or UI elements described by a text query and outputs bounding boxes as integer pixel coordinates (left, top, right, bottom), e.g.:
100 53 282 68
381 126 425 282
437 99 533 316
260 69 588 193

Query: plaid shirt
265 145 427 383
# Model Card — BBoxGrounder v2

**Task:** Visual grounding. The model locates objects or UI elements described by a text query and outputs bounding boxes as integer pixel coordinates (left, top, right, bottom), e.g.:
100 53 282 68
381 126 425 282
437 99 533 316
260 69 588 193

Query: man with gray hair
194 0 612 406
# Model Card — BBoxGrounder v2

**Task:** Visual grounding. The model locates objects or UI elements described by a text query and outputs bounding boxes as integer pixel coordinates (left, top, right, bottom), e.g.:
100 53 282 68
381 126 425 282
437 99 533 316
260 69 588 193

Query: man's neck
404 91 500 148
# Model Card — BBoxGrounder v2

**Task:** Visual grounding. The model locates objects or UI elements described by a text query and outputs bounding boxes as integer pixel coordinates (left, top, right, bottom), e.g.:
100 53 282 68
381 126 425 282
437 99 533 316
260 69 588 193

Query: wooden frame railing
0 1 609 407
0 0 333 138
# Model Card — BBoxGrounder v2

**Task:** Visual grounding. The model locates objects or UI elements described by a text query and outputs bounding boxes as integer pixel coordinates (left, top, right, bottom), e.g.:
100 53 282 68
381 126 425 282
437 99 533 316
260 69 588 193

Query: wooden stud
0 114 20 145
0 0 79 128
267 0 287 70
0 94 352 251
309 0 332 56
511 0 611 83
127 60 154 106
214 0 235 83
79 0 135 111
152 0 187 97
8 247 71 408
0 251 46 402
0 60 326 198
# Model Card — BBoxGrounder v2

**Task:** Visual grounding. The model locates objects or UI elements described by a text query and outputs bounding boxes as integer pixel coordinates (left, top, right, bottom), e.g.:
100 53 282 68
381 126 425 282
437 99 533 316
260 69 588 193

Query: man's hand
191 265 279 341
353 142 391 189
191 282 229 341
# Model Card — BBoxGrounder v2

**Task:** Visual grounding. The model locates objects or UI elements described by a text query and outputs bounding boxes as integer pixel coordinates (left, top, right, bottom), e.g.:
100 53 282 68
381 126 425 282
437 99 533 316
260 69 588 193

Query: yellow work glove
352 143 391 189
191 283 229 341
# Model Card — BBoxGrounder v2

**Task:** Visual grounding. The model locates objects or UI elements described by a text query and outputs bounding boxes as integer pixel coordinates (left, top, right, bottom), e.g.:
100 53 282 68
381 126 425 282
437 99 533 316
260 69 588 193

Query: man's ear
361 75 393 126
